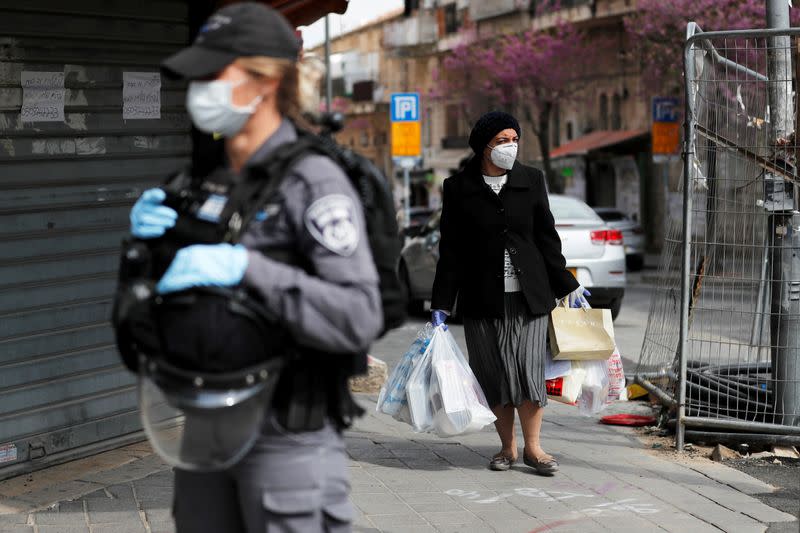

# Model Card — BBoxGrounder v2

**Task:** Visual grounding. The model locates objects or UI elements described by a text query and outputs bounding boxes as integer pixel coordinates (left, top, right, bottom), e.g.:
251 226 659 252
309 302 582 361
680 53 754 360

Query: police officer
128 3 382 531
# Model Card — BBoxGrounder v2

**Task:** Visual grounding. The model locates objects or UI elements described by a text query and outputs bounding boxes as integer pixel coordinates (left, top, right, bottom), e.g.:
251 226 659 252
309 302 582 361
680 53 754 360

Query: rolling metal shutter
0 0 191 478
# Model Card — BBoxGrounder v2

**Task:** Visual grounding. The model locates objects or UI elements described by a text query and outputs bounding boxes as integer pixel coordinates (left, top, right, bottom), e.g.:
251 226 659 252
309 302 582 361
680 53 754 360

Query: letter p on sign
391 93 419 122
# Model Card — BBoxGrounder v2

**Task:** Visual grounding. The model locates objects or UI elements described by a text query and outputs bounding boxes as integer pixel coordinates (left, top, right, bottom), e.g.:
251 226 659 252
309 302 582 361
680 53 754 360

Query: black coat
431 159 579 319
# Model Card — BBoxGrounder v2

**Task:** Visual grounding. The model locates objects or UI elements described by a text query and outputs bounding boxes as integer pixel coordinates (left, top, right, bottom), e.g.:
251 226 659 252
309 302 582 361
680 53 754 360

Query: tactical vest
113 151 364 433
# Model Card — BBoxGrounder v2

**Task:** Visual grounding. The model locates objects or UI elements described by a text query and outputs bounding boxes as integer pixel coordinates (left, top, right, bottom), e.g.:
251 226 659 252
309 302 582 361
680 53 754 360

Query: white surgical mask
186 78 262 138
489 142 518 170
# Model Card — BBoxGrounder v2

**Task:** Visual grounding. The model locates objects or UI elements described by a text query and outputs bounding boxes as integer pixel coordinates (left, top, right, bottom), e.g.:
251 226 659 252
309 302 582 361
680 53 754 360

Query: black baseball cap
162 2 301 80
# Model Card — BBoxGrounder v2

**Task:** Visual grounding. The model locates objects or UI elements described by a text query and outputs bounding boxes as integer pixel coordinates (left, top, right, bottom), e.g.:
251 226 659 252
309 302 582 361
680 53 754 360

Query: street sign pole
403 167 411 229
765 0 800 426
390 92 422 229
324 15 332 112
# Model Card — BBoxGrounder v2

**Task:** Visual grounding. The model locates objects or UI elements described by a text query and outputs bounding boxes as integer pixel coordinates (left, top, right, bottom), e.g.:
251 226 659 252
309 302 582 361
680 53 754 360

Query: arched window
566 121 574 141
611 93 622 130
599 93 608 130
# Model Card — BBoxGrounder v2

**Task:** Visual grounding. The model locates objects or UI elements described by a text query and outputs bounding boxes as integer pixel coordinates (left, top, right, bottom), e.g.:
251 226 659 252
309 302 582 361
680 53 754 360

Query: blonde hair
235 55 324 126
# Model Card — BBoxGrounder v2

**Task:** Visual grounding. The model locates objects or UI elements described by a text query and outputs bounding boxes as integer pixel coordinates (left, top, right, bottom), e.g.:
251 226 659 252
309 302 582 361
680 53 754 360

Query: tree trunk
536 102 563 193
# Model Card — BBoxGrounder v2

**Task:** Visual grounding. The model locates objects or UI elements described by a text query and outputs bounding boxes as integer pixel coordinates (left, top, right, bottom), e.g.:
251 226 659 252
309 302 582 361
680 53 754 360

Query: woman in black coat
431 111 587 475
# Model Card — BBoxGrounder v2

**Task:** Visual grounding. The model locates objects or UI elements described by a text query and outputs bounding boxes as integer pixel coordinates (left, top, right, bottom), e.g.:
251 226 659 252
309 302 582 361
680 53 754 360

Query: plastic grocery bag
377 324 434 424
405 332 436 432
606 346 628 402
427 326 496 436
546 369 587 404
404 325 496 436
544 346 585 404
575 360 611 416
544 346 572 380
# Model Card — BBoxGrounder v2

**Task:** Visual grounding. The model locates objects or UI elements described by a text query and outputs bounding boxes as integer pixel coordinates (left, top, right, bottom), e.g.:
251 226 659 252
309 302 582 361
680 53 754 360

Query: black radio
159 169 239 247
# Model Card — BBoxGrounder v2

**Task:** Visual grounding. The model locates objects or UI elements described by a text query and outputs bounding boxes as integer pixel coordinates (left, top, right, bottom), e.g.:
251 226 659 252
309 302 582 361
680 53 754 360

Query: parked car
399 206 437 242
592 207 645 271
398 195 626 319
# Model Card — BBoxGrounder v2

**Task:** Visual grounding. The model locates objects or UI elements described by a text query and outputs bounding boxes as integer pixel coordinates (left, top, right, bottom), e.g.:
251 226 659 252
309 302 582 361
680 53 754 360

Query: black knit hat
468 111 521 154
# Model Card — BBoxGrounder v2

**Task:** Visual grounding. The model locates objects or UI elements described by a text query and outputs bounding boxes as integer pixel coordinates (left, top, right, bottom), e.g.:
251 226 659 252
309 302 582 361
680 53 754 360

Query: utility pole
766 0 800 427
324 15 332 112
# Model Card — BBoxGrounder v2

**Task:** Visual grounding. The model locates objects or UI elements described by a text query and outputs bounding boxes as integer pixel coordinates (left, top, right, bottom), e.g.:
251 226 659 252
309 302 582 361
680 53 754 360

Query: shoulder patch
304 194 359 256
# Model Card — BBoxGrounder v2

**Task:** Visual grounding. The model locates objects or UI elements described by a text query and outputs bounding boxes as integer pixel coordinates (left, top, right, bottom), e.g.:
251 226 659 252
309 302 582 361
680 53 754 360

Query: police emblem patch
304 194 359 256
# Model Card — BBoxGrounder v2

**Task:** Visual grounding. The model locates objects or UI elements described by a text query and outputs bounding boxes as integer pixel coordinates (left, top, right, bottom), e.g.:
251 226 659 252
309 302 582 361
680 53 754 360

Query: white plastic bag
575 360 611 416
426 326 496 436
404 326 496 436
545 346 585 404
606 346 628 402
405 333 436 432
377 324 434 423
546 368 586 404
544 346 572 380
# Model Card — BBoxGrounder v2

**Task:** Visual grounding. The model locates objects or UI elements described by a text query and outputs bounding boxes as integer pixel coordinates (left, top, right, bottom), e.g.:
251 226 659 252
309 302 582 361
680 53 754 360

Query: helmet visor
139 373 268 472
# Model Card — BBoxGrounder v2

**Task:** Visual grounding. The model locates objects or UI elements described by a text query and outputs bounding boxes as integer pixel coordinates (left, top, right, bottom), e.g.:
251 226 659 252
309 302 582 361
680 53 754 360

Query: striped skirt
463 292 549 408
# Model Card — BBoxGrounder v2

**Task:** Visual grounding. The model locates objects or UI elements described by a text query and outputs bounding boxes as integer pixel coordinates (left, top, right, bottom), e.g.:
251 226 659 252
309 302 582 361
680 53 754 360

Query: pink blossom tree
434 21 601 193
625 0 800 93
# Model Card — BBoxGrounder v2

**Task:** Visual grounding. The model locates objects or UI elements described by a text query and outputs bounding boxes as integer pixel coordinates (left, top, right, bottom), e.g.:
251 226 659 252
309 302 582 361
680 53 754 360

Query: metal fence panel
637 25 800 445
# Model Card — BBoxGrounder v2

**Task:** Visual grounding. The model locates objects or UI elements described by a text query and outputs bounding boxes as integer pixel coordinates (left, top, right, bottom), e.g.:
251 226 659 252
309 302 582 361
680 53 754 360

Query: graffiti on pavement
445 487 596 504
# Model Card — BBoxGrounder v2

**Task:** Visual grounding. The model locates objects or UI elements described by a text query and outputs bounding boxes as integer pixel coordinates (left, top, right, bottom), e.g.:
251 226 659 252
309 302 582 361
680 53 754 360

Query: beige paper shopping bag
549 302 616 360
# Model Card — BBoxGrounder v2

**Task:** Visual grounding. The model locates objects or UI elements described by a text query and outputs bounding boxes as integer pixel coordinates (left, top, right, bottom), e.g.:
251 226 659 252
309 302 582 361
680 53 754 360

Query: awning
550 130 649 159
269 0 348 26
217 0 349 27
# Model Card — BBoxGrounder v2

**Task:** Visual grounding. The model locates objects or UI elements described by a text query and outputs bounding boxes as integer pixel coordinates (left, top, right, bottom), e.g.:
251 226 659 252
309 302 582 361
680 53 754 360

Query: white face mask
186 78 262 138
489 142 518 170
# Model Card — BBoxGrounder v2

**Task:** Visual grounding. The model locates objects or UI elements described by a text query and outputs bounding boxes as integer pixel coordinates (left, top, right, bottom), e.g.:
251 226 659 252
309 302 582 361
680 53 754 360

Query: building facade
311 0 671 247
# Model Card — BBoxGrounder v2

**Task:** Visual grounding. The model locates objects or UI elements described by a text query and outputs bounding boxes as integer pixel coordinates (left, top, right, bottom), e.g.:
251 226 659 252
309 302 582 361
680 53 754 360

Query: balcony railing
469 0 528 21
383 11 437 47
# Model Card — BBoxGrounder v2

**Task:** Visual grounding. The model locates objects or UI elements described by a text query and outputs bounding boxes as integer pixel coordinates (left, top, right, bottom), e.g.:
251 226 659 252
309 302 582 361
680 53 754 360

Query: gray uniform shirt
239 120 383 354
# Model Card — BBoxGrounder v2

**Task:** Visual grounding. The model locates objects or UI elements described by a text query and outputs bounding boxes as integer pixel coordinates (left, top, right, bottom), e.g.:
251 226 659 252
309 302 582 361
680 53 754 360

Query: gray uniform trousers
173 416 352 533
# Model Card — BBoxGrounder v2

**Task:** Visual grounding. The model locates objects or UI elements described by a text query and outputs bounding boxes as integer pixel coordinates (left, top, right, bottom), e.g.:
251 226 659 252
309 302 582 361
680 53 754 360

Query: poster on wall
21 71 65 122
123 72 161 120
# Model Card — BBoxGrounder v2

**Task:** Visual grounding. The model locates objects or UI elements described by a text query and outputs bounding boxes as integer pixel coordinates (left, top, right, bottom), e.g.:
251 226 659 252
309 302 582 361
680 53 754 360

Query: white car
593 207 645 271
399 195 627 319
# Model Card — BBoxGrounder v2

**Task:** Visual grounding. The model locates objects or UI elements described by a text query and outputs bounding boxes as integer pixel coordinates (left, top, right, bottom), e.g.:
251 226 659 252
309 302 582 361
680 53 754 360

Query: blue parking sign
391 93 420 122
652 97 680 123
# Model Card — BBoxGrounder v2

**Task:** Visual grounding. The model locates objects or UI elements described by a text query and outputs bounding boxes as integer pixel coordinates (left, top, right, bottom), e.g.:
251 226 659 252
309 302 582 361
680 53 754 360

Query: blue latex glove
431 309 449 329
568 286 592 308
130 188 177 239
156 244 249 294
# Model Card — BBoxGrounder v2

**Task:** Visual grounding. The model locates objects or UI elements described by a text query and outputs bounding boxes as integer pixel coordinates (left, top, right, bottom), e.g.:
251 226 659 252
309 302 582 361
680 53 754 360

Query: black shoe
523 454 559 475
489 454 517 471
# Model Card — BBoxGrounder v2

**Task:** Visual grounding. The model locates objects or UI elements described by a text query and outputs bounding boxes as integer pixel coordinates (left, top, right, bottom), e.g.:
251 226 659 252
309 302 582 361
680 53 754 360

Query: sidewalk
0 396 795 533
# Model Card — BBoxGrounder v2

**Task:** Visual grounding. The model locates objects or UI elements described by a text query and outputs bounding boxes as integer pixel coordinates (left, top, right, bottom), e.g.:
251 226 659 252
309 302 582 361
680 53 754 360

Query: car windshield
549 196 603 222
596 211 626 221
